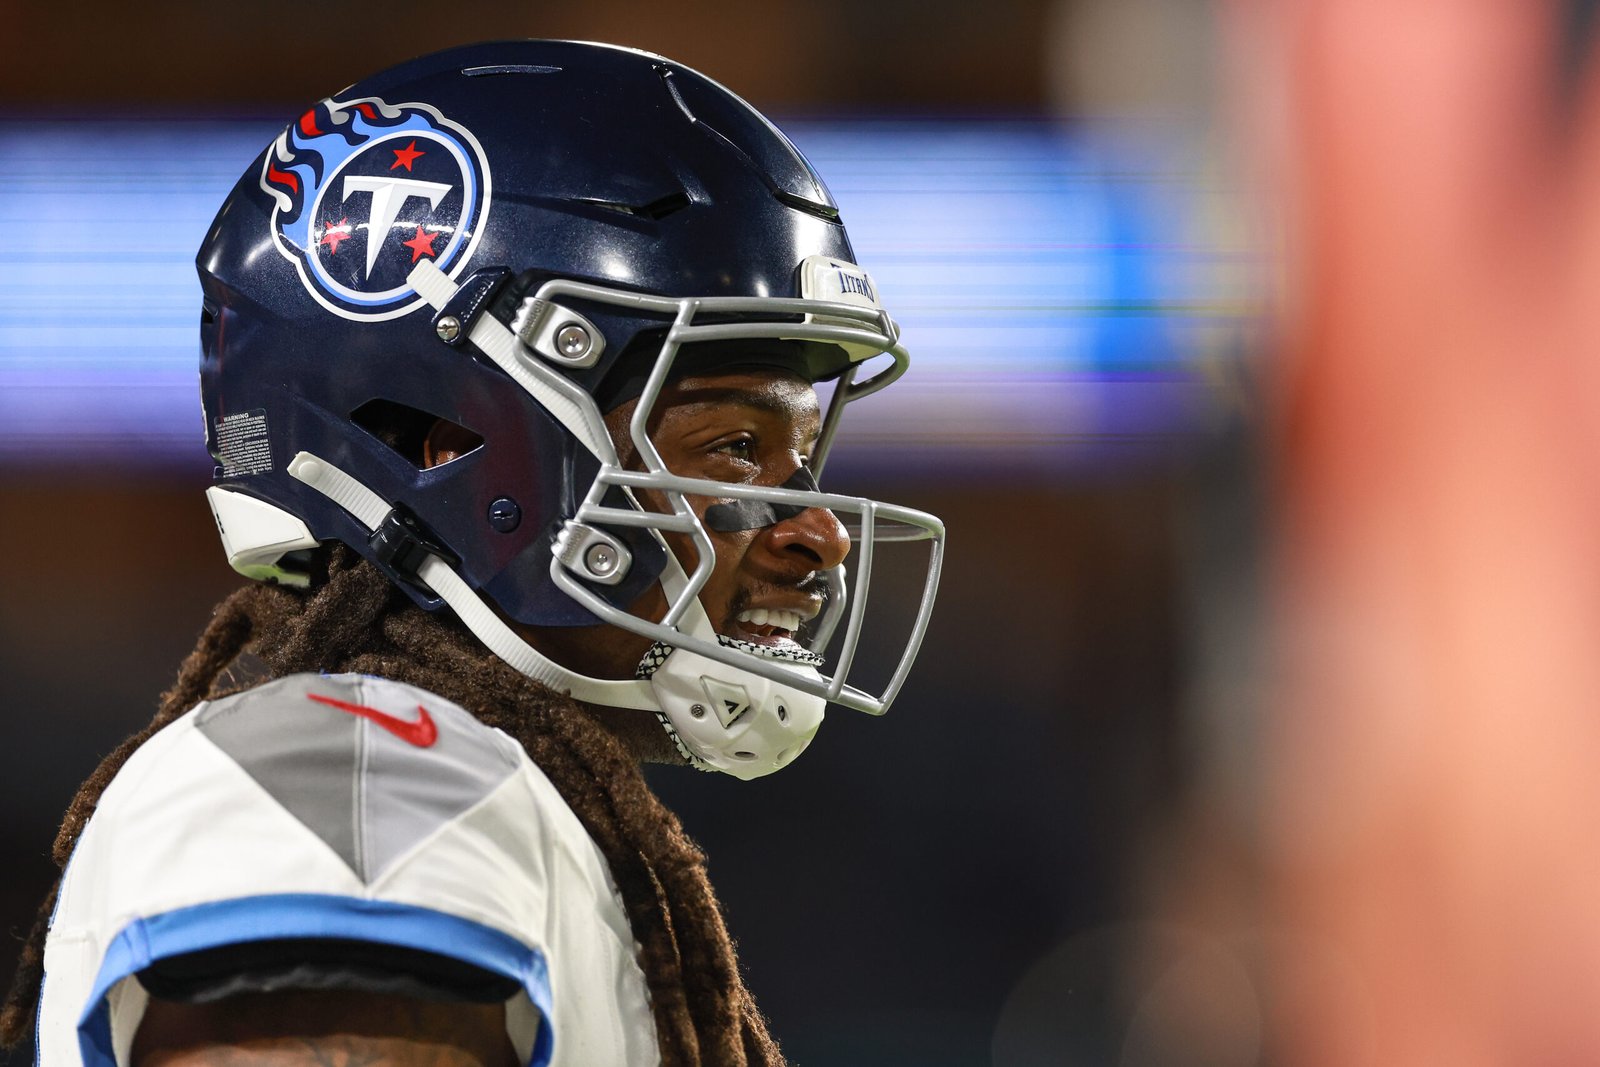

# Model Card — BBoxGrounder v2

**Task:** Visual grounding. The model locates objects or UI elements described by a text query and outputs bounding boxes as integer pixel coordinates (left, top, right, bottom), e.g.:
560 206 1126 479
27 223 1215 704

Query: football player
1 40 943 1067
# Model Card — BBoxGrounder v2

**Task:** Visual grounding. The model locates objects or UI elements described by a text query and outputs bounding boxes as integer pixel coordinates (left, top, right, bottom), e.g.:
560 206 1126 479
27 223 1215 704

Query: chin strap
287 451 659 711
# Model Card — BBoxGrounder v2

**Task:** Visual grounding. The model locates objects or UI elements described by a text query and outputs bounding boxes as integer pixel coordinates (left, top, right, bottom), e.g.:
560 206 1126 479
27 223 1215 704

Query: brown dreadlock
0 546 783 1066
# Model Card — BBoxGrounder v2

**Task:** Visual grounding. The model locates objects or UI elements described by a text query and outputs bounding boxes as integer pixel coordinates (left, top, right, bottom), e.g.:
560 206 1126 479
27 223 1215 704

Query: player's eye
711 435 757 462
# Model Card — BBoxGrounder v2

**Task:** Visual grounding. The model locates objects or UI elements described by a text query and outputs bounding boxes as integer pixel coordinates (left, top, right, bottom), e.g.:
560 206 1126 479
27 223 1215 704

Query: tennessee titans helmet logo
259 96 492 321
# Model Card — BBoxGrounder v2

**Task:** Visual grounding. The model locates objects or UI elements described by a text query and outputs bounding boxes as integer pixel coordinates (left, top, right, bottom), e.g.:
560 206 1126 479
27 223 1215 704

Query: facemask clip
555 522 634 586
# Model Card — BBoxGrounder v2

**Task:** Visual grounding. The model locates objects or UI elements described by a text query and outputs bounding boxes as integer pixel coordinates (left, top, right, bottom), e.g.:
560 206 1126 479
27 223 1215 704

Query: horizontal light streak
0 116 1249 477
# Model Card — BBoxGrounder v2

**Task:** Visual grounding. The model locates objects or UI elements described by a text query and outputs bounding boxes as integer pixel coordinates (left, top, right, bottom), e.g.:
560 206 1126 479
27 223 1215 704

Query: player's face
522 368 851 680
632 368 852 645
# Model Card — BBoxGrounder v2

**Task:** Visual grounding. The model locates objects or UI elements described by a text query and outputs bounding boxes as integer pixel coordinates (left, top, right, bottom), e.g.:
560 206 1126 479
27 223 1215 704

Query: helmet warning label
214 410 272 477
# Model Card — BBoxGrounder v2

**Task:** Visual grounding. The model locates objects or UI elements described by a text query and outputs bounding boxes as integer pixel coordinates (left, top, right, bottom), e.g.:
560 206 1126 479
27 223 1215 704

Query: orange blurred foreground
1246 1 1600 1063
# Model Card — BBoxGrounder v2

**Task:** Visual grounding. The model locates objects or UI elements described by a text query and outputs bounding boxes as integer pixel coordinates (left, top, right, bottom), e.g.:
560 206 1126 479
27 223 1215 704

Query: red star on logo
401 225 440 263
319 217 353 255
390 140 425 171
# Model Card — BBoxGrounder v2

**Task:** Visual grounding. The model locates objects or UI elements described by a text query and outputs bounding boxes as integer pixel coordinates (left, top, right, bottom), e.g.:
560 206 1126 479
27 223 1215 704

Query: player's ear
422 418 483 469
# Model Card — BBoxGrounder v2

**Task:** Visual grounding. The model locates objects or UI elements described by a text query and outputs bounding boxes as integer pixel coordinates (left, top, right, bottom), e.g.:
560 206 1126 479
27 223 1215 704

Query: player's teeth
736 608 802 631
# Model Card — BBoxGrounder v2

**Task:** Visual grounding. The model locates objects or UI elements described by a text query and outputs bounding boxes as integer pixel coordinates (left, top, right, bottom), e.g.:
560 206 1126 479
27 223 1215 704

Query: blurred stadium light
0 116 1252 480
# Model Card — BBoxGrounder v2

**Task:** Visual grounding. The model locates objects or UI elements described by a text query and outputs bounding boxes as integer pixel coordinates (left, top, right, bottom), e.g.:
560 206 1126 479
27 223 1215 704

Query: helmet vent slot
639 192 691 219
461 63 562 77
351 399 482 469
774 190 841 223
658 66 696 122
577 193 691 221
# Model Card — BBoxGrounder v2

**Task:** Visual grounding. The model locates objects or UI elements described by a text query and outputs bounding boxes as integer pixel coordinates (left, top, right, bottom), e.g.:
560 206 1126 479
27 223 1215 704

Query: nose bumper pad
703 467 821 532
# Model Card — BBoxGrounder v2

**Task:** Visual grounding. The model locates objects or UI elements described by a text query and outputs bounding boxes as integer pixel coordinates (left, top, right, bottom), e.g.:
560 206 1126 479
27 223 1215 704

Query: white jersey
36 673 659 1067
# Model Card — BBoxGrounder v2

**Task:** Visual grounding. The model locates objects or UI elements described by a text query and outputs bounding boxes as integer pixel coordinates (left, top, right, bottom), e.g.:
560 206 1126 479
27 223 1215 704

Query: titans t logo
259 96 492 321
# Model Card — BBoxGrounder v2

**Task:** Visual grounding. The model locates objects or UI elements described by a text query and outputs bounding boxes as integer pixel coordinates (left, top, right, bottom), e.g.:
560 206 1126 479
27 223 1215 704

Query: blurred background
18 2 1600 1066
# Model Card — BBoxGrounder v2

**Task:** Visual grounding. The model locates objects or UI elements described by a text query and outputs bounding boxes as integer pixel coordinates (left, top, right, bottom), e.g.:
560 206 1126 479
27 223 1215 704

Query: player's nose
766 504 851 573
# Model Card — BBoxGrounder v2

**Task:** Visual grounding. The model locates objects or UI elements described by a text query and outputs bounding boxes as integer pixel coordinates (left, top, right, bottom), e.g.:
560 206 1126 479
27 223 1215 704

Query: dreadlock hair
1 546 783 1066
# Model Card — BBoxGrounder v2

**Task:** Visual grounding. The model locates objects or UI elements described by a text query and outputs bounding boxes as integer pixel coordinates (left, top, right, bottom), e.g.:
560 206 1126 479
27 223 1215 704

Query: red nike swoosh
307 692 439 748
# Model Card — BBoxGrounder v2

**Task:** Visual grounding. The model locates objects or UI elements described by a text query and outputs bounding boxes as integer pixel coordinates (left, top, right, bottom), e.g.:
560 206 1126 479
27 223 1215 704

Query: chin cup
646 645 826 780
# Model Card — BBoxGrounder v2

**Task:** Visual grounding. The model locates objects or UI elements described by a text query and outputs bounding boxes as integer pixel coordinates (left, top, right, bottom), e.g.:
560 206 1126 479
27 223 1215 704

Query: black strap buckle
369 505 459 587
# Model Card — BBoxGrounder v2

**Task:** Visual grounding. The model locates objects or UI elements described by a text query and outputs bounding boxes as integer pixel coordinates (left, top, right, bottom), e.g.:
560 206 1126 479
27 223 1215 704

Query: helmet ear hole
351 399 483 469
422 419 485 470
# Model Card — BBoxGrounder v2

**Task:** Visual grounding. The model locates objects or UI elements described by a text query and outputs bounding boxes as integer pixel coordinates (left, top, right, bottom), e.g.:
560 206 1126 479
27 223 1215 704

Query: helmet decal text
260 96 492 321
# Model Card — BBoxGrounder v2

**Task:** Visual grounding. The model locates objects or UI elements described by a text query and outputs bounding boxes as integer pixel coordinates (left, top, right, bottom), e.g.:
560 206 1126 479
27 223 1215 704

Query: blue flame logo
259 96 492 321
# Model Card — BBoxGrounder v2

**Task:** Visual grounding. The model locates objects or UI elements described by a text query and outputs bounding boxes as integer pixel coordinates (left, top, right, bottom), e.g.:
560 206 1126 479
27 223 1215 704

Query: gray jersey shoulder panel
194 674 362 876
350 674 522 882
195 673 524 885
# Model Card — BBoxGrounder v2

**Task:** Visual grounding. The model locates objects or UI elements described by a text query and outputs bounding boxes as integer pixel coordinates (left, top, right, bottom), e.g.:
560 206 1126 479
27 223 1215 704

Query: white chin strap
286 451 823 779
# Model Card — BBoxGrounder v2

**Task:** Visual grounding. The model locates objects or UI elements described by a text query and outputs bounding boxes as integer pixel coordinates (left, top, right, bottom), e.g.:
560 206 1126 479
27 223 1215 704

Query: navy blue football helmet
197 40 944 778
